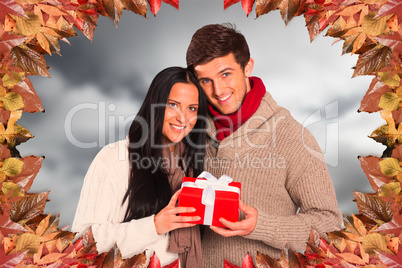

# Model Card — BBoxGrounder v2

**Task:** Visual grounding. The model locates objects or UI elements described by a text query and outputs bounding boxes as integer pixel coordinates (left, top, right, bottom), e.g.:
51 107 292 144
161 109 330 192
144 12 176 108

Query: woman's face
162 82 199 148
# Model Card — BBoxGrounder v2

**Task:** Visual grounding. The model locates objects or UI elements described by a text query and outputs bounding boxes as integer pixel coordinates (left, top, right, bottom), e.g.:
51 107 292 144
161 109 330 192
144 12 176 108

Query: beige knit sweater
201 88 342 266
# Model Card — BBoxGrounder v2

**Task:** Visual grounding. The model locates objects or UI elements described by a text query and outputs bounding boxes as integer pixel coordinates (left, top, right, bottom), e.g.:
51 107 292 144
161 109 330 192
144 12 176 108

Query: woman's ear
244 58 254 77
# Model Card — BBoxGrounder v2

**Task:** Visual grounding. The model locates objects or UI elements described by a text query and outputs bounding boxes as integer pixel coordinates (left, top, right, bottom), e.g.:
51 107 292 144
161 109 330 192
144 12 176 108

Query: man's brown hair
186 23 250 72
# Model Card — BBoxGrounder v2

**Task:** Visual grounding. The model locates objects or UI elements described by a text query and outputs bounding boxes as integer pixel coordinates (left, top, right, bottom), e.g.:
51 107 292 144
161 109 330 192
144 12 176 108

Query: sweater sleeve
71 146 165 258
244 149 342 251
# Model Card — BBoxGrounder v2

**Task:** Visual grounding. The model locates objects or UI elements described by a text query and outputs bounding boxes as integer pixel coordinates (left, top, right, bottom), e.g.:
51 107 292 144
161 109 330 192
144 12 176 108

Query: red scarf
208 76 266 141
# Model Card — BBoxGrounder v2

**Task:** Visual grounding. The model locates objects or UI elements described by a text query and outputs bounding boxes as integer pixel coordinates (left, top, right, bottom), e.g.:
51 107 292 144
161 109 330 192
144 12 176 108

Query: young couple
72 24 342 267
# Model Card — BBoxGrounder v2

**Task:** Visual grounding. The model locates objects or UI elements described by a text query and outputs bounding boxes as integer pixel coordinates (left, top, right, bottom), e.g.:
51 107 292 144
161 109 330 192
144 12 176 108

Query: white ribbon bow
181 171 240 225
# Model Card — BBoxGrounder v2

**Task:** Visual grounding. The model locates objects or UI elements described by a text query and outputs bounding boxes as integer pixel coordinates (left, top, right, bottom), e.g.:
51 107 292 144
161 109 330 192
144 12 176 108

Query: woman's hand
154 189 201 235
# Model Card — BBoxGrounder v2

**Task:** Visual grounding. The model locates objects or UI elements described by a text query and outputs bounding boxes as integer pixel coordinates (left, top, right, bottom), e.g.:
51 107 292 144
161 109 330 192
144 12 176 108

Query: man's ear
244 58 254 77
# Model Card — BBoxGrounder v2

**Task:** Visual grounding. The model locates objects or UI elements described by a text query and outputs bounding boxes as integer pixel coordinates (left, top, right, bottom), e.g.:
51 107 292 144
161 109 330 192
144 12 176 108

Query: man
186 24 342 266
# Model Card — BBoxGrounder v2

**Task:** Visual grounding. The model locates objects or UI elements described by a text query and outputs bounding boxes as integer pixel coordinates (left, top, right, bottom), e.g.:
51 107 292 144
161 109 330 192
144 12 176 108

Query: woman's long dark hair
123 67 208 221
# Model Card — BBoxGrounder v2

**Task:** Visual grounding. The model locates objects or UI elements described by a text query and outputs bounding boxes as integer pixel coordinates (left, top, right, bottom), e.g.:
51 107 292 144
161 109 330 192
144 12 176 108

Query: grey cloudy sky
19 0 385 228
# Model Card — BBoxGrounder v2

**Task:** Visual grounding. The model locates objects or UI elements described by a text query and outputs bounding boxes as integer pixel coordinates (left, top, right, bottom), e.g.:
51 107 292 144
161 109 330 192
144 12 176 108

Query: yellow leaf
352 32 367 54
378 181 401 197
0 110 33 148
397 172 402 182
0 173 6 183
11 233 40 255
36 32 51 55
0 92 24 111
379 157 402 176
362 233 394 256
2 182 24 198
0 157 24 176
362 13 394 36
379 92 402 111
0 86 6 97
2 72 25 88
10 14 41 36
378 71 401 87
36 214 51 236
352 213 367 236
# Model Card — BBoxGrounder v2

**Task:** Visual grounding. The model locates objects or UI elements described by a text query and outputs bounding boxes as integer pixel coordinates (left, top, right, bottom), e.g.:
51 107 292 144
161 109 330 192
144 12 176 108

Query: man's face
194 53 254 115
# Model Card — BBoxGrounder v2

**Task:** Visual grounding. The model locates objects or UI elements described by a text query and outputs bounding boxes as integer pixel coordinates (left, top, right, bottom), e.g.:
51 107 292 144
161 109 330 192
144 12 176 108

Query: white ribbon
181 171 240 225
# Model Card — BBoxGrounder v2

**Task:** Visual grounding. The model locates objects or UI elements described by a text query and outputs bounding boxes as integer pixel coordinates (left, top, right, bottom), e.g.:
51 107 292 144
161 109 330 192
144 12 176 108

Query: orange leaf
352 213 367 236
387 236 401 254
337 4 365 16
336 252 366 265
36 252 66 265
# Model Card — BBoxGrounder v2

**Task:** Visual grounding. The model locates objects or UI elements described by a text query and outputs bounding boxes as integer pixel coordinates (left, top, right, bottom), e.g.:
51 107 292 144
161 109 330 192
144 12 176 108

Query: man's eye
223 73 230 77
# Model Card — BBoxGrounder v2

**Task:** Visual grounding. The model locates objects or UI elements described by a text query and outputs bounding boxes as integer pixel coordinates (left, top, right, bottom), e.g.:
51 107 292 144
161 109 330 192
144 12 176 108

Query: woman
72 67 208 267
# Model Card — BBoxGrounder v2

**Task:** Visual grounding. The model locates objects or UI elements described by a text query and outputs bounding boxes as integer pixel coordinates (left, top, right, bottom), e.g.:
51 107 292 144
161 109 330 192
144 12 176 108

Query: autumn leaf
354 191 393 224
223 259 239 268
379 157 402 177
240 0 256 17
376 0 402 23
10 45 50 77
0 157 23 178
224 0 241 10
148 252 160 268
362 233 394 256
279 0 301 25
9 13 41 37
255 0 281 18
0 92 24 111
0 33 29 50
255 251 282 268
370 110 402 148
121 0 147 18
10 232 40 255
378 182 401 198
0 249 27 268
353 45 392 77
377 249 402 268
362 13 393 37
10 155 44 192
376 32 402 55
0 0 28 24
2 182 24 199
376 219 402 237
0 110 33 151
10 77 44 113
0 219 26 237
359 156 393 191
10 191 49 224
359 77 392 113
2 71 25 88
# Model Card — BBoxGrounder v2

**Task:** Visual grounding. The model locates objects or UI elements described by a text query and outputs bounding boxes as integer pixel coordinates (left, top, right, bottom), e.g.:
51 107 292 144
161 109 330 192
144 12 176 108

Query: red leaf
242 252 255 268
148 252 161 268
0 219 27 237
162 258 179 268
224 0 241 10
377 0 402 23
241 0 255 16
0 249 27 268
376 33 402 55
354 191 393 223
148 0 162 16
224 259 240 268
0 145 11 159
0 110 11 125
78 0 88 4
102 0 124 25
162 0 178 9
0 33 28 50
359 77 391 113
11 77 44 113
376 249 402 268
256 0 280 18
376 219 402 237
11 156 44 192
358 156 392 191
0 0 28 24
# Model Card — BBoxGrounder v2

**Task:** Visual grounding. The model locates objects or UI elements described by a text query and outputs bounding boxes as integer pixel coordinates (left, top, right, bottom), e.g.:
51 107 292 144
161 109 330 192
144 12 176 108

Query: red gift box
178 173 241 228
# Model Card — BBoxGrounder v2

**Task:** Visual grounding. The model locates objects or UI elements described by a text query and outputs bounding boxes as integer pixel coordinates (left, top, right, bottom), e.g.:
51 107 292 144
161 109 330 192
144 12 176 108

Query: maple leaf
0 0 28 25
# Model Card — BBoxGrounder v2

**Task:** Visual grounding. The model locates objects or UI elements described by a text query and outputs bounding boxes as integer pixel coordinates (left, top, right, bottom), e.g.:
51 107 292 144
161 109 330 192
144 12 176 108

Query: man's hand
210 200 257 237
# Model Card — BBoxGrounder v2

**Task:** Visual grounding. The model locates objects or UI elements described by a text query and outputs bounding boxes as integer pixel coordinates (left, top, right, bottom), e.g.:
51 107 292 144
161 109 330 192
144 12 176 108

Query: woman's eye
189 107 198 112
202 79 211 84
167 102 177 108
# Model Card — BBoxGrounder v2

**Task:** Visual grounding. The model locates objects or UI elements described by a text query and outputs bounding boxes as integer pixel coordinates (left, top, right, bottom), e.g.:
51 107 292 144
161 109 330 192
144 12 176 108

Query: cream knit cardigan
201 84 342 267
71 138 178 266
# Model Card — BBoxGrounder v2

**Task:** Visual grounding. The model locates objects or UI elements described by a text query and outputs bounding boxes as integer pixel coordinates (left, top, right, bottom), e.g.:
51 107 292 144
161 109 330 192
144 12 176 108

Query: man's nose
213 80 224 96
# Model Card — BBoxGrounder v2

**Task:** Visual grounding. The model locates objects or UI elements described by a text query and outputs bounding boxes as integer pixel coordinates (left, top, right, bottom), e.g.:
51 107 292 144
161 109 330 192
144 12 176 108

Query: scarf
164 143 203 268
208 76 266 141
